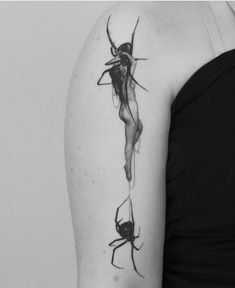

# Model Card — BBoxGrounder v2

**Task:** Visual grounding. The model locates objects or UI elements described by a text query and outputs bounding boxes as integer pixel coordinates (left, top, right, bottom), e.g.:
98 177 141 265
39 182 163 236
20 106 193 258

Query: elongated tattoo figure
97 15 147 278
97 15 147 182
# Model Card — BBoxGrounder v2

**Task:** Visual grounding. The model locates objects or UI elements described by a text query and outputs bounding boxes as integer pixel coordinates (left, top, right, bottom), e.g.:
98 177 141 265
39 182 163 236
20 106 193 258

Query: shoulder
69 2 204 106
103 1 203 101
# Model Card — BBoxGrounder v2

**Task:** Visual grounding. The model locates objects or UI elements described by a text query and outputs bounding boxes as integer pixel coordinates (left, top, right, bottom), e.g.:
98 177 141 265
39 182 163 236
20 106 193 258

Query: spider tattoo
97 15 148 183
97 15 147 91
108 196 144 278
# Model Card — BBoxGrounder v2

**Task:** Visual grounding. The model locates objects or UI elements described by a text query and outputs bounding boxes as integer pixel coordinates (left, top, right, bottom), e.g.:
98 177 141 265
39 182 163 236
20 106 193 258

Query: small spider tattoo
109 196 144 278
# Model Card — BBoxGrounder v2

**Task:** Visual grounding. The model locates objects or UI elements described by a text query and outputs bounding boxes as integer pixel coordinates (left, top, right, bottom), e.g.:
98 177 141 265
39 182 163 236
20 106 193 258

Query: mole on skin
113 274 120 282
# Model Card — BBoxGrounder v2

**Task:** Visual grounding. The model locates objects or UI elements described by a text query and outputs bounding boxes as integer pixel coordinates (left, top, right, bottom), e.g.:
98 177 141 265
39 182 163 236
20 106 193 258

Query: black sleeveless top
163 49 235 287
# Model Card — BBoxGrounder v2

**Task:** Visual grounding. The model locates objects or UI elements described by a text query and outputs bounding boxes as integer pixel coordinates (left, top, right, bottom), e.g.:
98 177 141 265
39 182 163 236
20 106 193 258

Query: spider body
110 42 132 67
109 196 144 278
112 42 132 56
116 221 134 240
97 15 148 96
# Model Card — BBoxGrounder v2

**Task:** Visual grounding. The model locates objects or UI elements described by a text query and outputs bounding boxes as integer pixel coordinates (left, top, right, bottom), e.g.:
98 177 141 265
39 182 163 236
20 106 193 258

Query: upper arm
65 3 173 287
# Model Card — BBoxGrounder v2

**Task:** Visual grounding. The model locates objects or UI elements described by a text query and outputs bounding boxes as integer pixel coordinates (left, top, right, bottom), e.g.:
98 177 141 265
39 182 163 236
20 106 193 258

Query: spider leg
110 47 117 57
135 58 149 61
111 240 128 269
134 242 144 251
106 15 117 51
131 17 140 55
115 196 130 223
115 217 123 231
131 244 144 278
97 69 112 85
117 217 123 224
105 58 121 66
109 238 125 247
129 73 148 92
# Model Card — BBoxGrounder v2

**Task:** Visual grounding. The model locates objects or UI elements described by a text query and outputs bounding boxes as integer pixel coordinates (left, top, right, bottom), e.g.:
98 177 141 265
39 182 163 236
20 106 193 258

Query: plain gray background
1 2 111 287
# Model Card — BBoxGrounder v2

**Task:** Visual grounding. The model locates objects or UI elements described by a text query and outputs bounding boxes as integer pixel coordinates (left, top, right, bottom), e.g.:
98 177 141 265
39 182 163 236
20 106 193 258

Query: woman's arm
65 3 173 287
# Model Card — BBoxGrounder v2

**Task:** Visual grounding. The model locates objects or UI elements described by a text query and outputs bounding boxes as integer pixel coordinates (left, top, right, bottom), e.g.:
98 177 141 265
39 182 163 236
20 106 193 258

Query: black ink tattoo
97 15 147 183
98 15 147 278
109 196 144 278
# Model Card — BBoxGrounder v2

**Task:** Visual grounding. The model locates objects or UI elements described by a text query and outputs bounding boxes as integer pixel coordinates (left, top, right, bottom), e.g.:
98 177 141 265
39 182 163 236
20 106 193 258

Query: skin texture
65 2 235 288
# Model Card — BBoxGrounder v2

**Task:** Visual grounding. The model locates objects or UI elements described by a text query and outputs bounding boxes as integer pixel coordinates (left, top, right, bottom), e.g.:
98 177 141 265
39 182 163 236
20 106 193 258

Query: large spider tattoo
108 196 144 278
97 15 147 183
